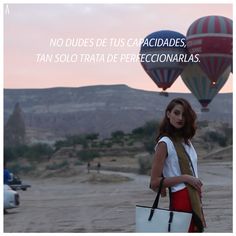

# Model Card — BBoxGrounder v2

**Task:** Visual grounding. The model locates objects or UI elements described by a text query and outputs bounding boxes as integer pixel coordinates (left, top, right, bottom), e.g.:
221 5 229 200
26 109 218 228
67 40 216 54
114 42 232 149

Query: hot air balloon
181 63 231 112
140 30 188 96
186 15 232 85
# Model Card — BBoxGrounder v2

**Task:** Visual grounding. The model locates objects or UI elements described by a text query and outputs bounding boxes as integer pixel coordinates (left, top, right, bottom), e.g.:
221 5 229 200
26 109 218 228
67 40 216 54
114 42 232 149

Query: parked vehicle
4 185 20 212
8 173 31 191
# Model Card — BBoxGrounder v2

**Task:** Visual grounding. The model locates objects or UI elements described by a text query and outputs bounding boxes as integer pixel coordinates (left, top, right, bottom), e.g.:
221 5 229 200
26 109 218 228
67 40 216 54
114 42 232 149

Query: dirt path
4 161 232 233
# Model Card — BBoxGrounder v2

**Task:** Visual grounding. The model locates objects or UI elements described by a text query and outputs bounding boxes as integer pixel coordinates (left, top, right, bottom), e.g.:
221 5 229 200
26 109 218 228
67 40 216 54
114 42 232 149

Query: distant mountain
4 85 232 143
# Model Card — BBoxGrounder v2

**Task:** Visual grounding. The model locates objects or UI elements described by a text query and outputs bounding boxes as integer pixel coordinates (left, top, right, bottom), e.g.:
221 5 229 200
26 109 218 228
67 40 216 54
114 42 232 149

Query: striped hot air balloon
186 15 232 85
181 63 231 111
140 30 188 95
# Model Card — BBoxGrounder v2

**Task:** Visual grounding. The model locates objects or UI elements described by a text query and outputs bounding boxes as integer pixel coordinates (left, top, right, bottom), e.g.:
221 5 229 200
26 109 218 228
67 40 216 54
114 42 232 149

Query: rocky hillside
4 84 232 143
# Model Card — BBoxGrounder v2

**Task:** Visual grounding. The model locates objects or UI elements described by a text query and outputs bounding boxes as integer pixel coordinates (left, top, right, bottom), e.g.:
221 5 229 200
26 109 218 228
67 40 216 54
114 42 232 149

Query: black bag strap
148 177 165 221
151 177 165 209
148 177 174 232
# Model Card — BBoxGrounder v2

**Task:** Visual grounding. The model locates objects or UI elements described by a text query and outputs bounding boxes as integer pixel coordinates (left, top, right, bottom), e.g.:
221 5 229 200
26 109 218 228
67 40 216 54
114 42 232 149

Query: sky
4 3 233 93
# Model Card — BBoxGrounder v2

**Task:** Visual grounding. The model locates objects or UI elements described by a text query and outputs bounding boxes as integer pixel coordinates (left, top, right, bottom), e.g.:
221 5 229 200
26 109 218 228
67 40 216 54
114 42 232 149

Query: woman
150 98 206 232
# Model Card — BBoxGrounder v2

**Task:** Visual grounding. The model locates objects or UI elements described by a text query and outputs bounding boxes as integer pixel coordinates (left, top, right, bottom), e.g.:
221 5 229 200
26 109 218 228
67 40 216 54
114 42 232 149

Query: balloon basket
210 83 218 89
159 91 169 97
201 107 209 112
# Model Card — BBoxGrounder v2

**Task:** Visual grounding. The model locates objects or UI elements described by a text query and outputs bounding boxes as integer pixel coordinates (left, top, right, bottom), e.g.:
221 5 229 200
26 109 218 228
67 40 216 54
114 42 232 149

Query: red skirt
170 187 197 232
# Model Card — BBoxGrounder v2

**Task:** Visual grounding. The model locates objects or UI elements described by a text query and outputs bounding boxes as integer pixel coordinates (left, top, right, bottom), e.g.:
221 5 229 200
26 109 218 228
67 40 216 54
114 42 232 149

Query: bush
54 140 69 150
111 130 125 140
97 141 106 148
132 127 145 137
127 140 134 146
203 131 227 147
132 120 159 140
24 143 54 161
105 142 113 148
77 150 100 161
4 144 53 162
91 142 99 148
138 155 152 174
197 120 209 128
4 147 17 162
9 164 35 175
221 125 232 146
85 133 99 141
46 160 69 170
143 138 156 154
74 160 84 166
4 145 29 162
143 121 159 137
54 135 88 150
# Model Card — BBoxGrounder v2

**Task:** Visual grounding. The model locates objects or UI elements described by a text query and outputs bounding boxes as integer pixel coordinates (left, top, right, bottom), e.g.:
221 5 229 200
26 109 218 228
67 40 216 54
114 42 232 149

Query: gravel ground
4 161 232 233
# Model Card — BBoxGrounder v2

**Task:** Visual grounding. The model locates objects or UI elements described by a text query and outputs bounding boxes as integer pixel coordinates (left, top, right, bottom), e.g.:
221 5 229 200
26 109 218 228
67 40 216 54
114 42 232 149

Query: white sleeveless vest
155 136 198 192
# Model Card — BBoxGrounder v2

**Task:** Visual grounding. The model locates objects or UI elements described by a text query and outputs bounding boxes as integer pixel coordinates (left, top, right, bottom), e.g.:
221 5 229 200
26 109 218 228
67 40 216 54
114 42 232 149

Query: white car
4 184 20 211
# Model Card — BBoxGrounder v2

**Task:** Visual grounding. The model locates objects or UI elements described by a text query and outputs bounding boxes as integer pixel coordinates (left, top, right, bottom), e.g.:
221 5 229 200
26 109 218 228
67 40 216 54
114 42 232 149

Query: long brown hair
156 98 197 143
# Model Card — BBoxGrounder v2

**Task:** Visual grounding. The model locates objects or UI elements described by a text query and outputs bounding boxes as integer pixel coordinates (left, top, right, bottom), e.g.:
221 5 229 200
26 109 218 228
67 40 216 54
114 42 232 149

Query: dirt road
4 161 232 233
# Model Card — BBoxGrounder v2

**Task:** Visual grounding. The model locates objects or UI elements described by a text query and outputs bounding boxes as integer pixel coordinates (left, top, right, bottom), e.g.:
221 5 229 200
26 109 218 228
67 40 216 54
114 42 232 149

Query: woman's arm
150 142 202 193
150 142 167 191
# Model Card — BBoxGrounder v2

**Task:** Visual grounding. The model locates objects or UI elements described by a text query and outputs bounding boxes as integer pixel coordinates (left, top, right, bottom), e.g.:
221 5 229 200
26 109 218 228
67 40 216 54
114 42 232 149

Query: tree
111 130 125 139
85 133 99 141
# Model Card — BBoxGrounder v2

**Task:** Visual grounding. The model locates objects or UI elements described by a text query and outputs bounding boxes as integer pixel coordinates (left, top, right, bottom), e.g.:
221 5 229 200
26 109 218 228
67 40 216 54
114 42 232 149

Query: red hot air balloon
186 15 232 85
140 30 188 95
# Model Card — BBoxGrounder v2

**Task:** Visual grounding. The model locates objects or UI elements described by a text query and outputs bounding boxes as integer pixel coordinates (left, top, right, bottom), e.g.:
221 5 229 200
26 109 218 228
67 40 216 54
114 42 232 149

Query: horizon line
3 84 233 94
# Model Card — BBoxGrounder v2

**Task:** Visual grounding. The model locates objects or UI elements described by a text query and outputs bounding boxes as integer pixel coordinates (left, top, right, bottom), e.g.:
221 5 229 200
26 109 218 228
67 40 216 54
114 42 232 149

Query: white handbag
136 178 192 232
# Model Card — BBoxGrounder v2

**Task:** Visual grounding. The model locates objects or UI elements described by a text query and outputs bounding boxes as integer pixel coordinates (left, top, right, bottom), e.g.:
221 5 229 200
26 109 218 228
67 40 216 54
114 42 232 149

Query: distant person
97 162 101 173
150 98 206 232
87 162 91 173
4 162 12 185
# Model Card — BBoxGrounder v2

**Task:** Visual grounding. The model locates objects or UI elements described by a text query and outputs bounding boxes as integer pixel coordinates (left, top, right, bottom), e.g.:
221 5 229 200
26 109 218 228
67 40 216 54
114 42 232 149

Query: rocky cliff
4 84 232 143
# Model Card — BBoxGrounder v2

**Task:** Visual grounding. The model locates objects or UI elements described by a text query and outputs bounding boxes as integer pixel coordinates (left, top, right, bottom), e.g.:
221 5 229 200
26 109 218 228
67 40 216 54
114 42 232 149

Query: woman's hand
183 175 203 193
161 187 167 197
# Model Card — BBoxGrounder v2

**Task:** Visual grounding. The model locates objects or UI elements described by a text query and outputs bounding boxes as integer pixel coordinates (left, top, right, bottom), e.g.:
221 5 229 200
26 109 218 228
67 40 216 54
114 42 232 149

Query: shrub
4 144 53 162
24 143 54 161
203 131 227 147
9 164 35 175
143 138 156 154
127 140 134 146
74 160 84 166
132 127 145 137
85 133 99 141
111 130 125 140
54 135 88 150
105 142 113 148
138 155 152 175
4 147 17 162
221 125 232 146
197 120 209 128
77 150 100 161
46 160 69 170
